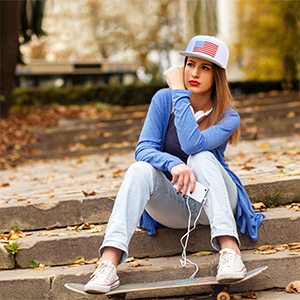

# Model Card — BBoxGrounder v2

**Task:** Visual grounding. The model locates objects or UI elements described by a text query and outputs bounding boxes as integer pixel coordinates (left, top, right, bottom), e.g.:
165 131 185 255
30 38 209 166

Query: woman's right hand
163 65 185 91
171 163 196 197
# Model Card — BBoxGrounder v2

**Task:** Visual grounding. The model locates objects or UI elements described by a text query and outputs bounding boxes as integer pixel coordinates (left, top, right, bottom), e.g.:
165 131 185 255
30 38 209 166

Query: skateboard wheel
216 291 230 300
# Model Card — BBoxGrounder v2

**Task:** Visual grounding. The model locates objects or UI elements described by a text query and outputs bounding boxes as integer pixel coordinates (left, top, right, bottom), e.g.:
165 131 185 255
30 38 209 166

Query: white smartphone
173 181 208 204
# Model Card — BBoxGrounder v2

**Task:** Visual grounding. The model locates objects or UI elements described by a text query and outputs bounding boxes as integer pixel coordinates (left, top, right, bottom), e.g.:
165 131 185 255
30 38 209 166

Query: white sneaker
216 248 247 282
84 260 120 293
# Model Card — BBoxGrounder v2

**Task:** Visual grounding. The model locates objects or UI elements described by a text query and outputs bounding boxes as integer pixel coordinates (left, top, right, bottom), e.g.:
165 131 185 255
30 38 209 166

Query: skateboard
65 265 267 300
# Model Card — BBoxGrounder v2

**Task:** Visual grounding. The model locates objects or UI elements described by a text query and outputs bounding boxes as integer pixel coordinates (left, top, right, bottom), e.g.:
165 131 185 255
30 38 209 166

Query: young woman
85 35 265 293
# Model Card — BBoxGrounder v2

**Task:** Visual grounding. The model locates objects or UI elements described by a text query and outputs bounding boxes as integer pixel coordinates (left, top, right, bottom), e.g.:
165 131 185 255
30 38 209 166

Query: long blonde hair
185 57 240 146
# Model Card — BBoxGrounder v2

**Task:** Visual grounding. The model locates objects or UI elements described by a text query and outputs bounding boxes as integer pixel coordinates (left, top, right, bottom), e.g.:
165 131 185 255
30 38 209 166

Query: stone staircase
25 91 299 160
0 91 300 300
1 139 300 300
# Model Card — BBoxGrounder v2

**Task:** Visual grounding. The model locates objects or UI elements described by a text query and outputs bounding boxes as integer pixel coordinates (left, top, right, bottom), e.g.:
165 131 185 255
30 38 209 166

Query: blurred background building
17 0 299 87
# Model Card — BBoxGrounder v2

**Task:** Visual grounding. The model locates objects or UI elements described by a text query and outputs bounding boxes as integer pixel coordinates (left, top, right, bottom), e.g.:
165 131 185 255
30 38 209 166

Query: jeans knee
187 151 215 170
126 161 154 179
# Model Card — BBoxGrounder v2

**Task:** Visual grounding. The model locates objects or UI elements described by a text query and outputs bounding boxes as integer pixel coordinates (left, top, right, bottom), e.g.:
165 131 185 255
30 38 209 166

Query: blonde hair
184 57 240 146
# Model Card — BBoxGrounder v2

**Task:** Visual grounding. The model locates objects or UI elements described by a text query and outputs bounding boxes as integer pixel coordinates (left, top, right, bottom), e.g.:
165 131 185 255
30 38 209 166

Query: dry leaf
87 225 103 233
113 170 122 177
252 202 267 211
286 281 300 293
82 190 98 197
242 164 255 171
233 295 242 299
9 234 20 240
34 264 51 270
274 245 287 251
16 199 26 202
1 183 10 187
191 251 213 257
242 290 258 299
257 144 270 149
124 257 135 263
130 260 143 267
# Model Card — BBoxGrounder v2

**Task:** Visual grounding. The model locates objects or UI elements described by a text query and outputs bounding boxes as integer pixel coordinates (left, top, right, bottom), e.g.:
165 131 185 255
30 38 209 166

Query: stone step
1 174 299 234
23 94 299 156
0 248 299 300
234 91 299 108
1 207 299 270
1 135 300 233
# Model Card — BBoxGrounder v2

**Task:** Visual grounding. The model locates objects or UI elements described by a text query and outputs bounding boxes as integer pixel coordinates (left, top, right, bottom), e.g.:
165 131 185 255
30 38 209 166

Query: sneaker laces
217 251 237 271
90 261 114 281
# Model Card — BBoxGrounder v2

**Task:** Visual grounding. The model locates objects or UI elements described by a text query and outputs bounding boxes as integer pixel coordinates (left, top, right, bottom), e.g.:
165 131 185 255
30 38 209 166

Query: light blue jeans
100 151 239 265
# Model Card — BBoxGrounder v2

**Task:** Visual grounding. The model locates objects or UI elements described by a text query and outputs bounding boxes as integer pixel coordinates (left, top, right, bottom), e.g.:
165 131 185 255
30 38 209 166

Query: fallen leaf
124 257 135 263
87 225 103 233
113 170 122 177
233 295 242 299
1 183 10 187
73 258 87 265
274 245 287 251
9 234 20 240
34 264 51 270
191 251 213 257
82 190 98 197
130 260 143 267
242 290 258 299
258 144 270 149
252 202 267 211
286 281 300 293
105 151 114 163
242 164 255 171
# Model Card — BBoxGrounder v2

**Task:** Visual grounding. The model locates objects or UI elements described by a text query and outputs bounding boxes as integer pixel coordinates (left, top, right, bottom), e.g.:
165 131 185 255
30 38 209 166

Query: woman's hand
163 65 185 90
171 163 196 197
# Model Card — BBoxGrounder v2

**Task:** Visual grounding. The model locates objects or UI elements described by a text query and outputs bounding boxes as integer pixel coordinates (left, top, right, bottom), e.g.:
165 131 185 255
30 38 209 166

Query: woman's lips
189 80 200 86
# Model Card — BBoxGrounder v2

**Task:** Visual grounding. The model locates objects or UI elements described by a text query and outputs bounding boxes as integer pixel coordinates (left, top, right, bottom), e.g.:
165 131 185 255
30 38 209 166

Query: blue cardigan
135 88 265 241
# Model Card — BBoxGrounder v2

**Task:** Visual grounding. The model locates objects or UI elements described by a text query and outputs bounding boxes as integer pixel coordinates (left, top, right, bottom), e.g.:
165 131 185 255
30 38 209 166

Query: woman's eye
187 63 194 67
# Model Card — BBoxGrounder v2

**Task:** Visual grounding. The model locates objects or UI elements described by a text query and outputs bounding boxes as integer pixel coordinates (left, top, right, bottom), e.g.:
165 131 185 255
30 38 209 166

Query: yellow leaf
9 234 19 240
191 251 213 257
258 144 270 149
280 161 291 164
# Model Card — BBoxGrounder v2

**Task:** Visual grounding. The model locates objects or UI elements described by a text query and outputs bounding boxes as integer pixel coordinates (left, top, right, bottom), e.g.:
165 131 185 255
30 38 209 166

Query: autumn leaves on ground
0 104 113 169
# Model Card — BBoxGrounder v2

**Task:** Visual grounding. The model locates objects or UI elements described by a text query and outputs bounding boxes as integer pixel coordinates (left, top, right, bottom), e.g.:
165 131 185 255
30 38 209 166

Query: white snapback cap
179 35 229 69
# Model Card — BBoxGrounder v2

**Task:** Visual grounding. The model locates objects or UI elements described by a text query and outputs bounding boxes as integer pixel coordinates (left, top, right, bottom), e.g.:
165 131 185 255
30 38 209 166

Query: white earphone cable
180 196 206 279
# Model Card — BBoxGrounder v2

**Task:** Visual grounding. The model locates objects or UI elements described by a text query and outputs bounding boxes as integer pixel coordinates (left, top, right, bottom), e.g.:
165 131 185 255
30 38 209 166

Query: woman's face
184 57 214 96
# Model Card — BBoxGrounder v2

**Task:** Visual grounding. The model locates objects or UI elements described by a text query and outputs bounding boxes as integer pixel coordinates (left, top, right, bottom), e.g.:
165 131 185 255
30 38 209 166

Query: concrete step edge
0 249 299 300
1 175 299 233
1 207 299 270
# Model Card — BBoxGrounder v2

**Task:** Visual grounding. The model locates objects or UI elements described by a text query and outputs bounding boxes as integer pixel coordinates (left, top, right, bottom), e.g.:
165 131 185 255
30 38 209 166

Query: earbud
190 106 213 124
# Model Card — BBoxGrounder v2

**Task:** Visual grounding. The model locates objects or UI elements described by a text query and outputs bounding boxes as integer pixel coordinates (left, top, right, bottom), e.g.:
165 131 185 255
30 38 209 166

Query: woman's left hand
163 65 186 90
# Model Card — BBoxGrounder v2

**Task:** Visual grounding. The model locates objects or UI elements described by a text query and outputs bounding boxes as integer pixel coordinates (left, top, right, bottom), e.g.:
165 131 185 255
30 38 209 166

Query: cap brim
179 51 225 69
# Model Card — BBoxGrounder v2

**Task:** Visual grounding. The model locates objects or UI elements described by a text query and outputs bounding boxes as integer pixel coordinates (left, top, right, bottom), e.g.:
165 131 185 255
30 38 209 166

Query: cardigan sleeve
172 89 240 155
135 89 184 172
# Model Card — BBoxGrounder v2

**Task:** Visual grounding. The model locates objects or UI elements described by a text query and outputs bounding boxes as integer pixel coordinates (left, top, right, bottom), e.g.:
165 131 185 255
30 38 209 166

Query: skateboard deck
65 266 267 299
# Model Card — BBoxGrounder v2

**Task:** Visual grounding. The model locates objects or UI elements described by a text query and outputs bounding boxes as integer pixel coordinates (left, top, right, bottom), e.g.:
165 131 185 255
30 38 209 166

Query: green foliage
10 222 21 232
11 84 167 107
29 259 39 268
11 81 298 108
237 0 300 85
268 191 280 208
4 241 22 255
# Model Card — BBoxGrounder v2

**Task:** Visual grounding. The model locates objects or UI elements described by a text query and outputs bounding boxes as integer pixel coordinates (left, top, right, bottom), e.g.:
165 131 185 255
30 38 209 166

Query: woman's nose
192 69 199 78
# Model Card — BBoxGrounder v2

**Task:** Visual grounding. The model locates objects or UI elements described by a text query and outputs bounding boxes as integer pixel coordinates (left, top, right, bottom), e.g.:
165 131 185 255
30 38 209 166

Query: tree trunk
0 1 21 118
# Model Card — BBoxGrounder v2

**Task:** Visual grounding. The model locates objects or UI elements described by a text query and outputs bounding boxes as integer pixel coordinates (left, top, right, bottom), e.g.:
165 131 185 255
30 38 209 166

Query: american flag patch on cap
193 41 219 58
